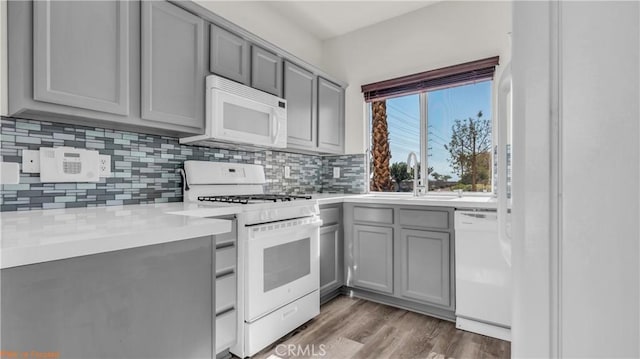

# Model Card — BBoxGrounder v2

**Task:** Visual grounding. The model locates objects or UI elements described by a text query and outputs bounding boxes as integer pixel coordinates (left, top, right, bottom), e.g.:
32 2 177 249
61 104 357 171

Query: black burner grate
197 194 312 204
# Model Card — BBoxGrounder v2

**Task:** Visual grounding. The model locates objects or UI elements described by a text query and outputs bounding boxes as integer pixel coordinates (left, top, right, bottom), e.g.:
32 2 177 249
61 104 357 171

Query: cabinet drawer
215 309 237 354
216 272 236 313
319 206 340 226
399 209 449 230
353 206 394 224
215 244 236 274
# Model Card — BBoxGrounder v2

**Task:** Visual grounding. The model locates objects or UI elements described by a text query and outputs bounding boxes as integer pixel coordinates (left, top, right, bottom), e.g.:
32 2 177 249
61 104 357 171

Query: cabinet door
1 237 213 359
284 61 316 149
352 225 394 294
210 24 249 84
251 46 283 96
317 77 345 154
141 1 205 130
320 224 343 295
33 0 130 115
398 229 450 307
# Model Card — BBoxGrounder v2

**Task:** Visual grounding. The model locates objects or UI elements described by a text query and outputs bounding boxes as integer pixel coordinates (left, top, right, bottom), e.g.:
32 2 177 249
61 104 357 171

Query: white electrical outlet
22 150 40 173
333 167 340 179
99 155 111 177
284 166 291 179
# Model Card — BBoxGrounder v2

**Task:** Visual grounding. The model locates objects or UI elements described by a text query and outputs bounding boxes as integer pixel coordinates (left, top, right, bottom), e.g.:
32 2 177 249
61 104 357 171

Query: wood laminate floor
250 295 510 359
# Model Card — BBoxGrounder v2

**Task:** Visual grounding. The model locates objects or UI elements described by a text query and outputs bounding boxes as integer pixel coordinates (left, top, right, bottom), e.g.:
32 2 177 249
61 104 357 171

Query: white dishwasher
454 210 511 341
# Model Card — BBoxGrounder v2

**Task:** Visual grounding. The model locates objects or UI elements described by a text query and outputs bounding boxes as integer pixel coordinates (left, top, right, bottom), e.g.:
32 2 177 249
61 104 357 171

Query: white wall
322 1 512 154
194 1 324 69
511 2 554 356
559 2 639 357
512 1 640 357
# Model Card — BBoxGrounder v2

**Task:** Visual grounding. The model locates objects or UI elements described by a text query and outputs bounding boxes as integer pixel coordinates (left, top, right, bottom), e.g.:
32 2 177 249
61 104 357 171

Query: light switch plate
99 155 111 177
284 166 291 179
22 150 40 173
333 167 340 179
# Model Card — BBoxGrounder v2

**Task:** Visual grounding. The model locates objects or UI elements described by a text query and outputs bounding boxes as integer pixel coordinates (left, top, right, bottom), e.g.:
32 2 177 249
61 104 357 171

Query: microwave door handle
272 109 280 141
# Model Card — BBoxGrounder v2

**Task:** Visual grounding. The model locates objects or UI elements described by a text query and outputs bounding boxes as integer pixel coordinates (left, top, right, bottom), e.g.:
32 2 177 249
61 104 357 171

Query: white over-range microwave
180 75 287 148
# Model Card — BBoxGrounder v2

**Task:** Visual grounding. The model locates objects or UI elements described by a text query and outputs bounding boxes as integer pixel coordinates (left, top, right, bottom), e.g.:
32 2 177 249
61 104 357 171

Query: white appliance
454 62 513 341
180 75 287 149
454 210 511 341
180 161 321 358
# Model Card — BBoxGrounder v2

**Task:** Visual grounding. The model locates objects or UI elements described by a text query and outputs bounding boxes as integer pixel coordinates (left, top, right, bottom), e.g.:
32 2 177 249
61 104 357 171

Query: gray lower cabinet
32 0 130 115
351 224 394 294
398 229 450 307
251 46 283 97
317 77 345 154
215 218 238 355
141 0 206 130
1 237 215 359
209 23 250 85
344 203 455 319
319 204 344 302
284 61 317 149
320 225 342 293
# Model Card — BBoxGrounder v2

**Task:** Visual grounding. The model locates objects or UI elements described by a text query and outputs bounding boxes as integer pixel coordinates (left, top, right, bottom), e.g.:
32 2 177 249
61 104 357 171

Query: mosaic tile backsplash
0 117 366 211
321 154 366 194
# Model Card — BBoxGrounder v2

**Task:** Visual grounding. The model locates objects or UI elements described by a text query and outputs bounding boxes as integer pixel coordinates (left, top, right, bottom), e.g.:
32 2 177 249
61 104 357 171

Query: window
364 57 498 193
369 94 420 192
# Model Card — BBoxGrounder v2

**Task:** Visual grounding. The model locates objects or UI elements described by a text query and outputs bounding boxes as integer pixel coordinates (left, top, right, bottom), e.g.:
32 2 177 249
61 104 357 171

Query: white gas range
180 161 321 358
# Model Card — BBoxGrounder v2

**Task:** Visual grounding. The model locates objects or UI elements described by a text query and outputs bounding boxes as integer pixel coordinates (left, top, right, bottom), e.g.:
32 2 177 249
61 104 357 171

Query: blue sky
380 81 492 180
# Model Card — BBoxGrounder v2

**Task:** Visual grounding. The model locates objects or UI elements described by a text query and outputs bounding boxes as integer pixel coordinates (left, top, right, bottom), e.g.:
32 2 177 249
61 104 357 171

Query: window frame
366 81 495 195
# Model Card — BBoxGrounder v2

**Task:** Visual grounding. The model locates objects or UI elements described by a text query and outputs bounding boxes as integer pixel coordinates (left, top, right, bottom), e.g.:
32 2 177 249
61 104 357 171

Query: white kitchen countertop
0 202 240 269
1 193 495 269
315 193 497 209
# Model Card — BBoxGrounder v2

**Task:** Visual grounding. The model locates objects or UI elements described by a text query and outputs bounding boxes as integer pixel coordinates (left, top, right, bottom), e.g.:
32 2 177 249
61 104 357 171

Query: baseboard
320 287 343 305
456 317 511 342
216 349 231 359
344 287 456 322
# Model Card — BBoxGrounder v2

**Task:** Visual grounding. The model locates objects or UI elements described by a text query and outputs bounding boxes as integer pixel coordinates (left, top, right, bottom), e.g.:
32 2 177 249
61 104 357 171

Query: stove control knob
260 211 269 221
272 209 279 219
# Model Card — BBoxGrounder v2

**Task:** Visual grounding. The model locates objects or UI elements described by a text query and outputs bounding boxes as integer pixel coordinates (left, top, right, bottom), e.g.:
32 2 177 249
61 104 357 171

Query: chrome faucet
406 152 423 197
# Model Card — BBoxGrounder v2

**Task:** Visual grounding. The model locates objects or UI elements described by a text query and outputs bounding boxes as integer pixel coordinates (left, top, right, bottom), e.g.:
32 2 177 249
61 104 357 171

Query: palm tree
371 100 393 191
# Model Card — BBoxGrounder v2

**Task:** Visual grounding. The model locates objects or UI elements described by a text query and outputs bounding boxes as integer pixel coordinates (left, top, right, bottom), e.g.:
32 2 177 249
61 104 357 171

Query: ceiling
265 1 439 40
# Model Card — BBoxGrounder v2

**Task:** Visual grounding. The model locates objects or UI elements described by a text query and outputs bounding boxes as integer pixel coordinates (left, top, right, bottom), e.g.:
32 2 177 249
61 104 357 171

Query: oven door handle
247 217 322 242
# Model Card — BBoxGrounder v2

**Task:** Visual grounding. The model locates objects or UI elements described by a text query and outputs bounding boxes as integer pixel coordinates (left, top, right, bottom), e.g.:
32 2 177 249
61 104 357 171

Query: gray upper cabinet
33 0 130 115
317 77 345 154
141 1 205 130
284 61 316 149
398 229 450 307
251 46 283 97
210 24 249 85
8 0 346 140
351 224 394 294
